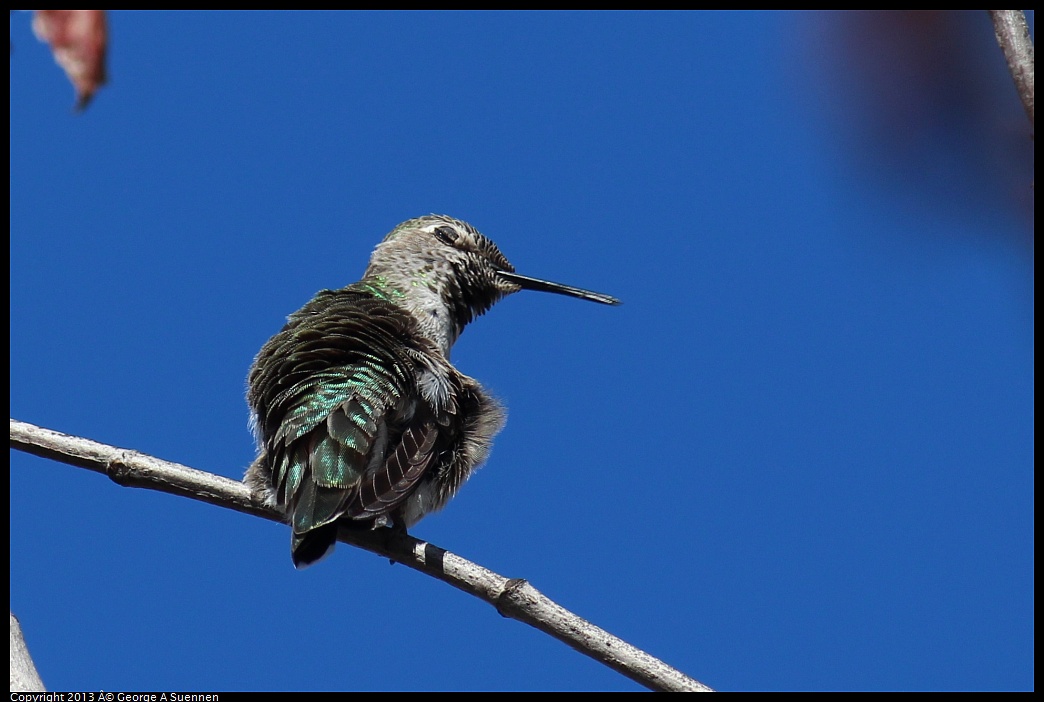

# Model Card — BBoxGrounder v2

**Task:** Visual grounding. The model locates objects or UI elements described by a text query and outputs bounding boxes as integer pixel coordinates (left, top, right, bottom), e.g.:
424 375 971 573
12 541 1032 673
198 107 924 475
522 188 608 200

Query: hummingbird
246 214 619 567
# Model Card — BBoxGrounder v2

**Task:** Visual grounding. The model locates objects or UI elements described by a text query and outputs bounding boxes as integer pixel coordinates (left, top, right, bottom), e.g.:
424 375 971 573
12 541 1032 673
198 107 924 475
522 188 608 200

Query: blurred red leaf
32 10 108 111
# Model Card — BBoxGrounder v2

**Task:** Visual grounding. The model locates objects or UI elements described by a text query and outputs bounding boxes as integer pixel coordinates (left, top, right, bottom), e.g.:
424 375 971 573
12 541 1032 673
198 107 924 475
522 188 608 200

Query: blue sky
10 11 1033 692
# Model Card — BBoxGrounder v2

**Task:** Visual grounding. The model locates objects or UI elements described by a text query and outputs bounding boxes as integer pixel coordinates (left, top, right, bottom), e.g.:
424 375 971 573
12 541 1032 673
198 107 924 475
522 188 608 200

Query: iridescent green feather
271 362 409 535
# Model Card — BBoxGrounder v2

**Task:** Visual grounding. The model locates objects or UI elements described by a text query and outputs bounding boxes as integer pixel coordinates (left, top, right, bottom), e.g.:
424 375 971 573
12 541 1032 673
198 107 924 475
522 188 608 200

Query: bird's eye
434 226 459 245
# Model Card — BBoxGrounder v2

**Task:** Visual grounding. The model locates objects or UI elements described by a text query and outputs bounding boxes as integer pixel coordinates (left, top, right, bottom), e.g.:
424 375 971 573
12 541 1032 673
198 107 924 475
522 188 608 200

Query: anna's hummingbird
246 214 619 567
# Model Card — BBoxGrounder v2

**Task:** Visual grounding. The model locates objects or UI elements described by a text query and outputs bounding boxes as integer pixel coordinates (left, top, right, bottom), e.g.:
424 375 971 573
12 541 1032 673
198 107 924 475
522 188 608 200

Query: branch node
105 450 135 485
495 577 531 618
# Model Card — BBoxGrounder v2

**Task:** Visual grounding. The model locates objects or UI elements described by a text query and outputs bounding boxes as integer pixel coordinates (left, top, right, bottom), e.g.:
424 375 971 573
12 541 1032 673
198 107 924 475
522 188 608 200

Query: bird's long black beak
497 271 621 306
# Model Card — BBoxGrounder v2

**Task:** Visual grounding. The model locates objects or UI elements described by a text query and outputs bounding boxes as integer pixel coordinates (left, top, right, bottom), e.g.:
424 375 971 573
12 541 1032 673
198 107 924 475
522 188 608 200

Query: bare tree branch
10 418 713 692
10 612 46 692
988 10 1035 127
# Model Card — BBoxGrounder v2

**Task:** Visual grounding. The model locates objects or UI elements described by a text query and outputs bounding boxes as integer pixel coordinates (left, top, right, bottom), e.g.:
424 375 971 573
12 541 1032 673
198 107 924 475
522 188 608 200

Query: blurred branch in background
803 11 1034 248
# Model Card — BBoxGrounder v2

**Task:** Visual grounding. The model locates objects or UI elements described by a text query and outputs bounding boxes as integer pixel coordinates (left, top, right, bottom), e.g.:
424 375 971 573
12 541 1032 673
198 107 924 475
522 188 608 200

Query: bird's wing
268 359 417 533
344 408 439 520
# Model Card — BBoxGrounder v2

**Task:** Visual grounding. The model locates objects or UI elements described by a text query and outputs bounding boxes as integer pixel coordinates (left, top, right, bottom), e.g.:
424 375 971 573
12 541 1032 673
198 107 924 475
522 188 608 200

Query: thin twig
10 418 713 692
988 10 1035 128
